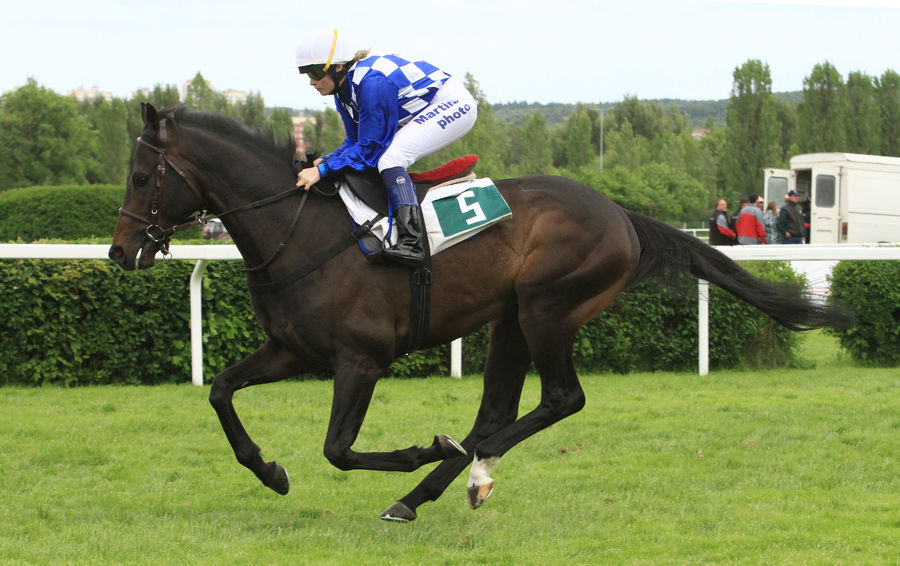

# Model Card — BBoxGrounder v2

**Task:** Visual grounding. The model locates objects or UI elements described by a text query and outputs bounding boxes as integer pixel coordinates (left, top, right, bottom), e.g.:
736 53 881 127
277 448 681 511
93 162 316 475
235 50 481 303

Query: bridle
117 121 314 271
117 122 208 256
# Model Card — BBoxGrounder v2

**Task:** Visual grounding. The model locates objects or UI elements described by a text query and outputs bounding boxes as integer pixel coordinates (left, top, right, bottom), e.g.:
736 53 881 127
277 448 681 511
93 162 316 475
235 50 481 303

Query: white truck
764 152 900 244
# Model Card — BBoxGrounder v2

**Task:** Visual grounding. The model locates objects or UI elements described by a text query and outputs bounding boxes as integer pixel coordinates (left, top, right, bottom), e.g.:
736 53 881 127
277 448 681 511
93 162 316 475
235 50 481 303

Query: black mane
163 106 297 163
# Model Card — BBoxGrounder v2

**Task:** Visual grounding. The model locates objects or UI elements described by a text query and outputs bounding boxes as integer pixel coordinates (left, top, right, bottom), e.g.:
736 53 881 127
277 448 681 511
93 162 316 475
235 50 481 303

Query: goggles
299 66 328 81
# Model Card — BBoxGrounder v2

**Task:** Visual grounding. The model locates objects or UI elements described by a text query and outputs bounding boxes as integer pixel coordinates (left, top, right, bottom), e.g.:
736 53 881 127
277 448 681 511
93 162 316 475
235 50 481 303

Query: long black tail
625 210 854 331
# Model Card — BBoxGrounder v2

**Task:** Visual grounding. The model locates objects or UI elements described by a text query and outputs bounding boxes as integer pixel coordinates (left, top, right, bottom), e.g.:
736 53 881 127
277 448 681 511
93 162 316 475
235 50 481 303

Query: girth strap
406 238 433 354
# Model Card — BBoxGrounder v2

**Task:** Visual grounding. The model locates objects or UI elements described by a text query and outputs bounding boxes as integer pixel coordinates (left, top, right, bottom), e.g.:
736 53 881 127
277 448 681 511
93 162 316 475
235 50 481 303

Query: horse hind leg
208 339 303 495
320 351 466 475
381 309 530 522
465 271 629 509
465 327 585 509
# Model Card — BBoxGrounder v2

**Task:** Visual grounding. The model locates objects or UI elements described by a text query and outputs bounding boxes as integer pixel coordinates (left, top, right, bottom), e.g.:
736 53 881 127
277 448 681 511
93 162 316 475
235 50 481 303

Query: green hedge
0 185 125 241
827 260 900 366
0 184 204 242
0 259 262 386
0 257 808 386
573 261 803 372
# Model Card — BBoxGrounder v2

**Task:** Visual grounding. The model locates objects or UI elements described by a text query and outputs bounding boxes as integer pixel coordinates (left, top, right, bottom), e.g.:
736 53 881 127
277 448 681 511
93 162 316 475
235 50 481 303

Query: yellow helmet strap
321 28 338 72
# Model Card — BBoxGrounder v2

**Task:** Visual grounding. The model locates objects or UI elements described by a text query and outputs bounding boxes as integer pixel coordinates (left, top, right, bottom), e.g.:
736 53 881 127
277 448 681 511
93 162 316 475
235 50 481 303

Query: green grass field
1 332 898 565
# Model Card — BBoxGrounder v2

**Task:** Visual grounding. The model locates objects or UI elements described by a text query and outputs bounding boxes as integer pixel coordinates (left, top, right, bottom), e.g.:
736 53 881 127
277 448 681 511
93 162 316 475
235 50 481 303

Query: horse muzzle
108 238 162 271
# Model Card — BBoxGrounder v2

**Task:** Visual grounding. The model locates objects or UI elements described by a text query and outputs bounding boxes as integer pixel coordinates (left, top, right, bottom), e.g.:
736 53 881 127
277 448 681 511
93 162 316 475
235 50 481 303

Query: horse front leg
208 339 303 495
321 351 466 474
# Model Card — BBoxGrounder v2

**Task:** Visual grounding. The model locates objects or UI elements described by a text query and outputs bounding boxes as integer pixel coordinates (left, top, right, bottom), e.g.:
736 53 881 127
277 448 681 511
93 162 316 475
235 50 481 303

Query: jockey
294 27 478 266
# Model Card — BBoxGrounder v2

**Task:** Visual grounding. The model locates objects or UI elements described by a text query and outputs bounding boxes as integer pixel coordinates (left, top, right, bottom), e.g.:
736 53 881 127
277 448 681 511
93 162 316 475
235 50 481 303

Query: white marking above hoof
467 454 499 509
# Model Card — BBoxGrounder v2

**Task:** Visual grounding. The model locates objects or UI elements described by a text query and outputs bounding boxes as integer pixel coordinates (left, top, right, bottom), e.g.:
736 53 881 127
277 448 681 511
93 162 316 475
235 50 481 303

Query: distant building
692 128 710 140
292 115 316 155
223 89 248 105
68 86 113 103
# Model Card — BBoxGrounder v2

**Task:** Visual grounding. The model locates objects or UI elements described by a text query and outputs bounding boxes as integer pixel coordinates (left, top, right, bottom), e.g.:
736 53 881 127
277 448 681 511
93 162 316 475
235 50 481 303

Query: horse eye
132 173 150 187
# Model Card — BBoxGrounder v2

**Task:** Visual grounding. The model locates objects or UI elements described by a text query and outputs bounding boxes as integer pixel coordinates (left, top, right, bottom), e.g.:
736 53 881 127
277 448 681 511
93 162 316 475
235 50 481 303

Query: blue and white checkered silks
342 55 450 126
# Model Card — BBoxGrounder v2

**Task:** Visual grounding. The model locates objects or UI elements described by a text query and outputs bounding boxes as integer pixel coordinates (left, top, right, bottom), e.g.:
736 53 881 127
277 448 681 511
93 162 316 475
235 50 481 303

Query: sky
2 0 899 112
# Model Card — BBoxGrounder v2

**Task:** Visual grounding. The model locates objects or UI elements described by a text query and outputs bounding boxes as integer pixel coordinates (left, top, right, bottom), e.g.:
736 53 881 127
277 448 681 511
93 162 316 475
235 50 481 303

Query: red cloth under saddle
409 154 479 183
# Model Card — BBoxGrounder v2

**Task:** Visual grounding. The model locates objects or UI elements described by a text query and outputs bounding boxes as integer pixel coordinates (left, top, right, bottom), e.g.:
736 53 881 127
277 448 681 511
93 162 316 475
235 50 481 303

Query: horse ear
141 102 160 136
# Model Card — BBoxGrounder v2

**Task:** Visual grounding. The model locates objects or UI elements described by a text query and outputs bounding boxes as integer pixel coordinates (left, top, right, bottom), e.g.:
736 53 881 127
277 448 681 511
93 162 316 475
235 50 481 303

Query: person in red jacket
708 198 736 245
736 194 766 244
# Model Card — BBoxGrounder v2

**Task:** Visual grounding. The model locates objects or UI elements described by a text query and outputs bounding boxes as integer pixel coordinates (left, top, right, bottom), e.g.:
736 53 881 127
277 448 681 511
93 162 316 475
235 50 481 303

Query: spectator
776 190 806 244
729 197 748 234
708 198 736 245
736 193 767 245
764 201 780 244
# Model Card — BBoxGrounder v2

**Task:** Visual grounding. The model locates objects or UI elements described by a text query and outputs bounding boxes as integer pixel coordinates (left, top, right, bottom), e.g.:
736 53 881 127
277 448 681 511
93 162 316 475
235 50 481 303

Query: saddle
341 154 479 215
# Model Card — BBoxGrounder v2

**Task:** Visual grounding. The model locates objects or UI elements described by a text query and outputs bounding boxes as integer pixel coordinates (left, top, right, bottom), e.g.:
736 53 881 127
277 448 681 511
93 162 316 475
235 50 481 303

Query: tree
604 120 650 170
876 69 900 156
302 108 344 156
772 97 797 163
844 71 881 155
722 59 780 200
637 162 708 223
701 126 729 203
184 72 227 113
796 61 846 153
590 165 651 213
0 79 99 191
514 112 553 174
563 104 596 169
80 97 131 184
610 95 664 140
238 92 268 130
269 108 296 149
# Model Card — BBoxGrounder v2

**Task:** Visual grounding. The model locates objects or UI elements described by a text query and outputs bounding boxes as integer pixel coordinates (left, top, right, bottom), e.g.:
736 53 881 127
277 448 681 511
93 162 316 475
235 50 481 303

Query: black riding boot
382 205 426 267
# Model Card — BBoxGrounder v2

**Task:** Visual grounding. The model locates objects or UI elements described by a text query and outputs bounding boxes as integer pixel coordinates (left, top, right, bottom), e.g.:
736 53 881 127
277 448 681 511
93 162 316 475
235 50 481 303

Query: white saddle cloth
338 177 510 255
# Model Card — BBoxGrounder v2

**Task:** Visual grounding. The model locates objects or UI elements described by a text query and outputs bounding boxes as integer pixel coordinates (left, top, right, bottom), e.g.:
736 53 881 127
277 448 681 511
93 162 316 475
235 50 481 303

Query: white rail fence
1 243 898 384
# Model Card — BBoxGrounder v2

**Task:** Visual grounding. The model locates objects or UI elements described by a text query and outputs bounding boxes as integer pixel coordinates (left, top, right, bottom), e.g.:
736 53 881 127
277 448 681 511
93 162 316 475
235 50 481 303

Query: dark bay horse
109 103 851 522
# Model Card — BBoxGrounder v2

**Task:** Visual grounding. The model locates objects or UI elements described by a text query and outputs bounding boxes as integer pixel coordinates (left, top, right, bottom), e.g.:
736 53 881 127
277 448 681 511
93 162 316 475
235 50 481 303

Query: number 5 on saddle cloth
339 175 512 258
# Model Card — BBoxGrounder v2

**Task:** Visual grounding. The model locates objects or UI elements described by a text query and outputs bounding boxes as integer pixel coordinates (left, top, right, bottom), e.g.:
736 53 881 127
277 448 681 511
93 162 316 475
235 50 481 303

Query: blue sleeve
321 73 398 175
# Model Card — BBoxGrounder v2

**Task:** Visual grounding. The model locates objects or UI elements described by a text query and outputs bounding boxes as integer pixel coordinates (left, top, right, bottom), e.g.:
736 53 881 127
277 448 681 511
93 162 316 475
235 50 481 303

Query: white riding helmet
295 28 356 71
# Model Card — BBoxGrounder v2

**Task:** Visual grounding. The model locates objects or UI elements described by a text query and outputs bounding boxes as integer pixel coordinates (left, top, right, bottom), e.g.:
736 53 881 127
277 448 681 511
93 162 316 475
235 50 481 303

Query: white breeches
377 76 478 172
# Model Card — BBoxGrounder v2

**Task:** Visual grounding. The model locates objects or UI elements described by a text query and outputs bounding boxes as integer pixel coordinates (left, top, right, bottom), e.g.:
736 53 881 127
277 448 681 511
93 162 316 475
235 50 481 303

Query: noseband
117 122 208 255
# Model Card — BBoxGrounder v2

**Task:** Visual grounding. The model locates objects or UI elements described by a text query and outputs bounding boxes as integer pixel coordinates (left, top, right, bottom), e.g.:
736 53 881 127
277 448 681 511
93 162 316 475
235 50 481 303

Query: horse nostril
108 246 124 261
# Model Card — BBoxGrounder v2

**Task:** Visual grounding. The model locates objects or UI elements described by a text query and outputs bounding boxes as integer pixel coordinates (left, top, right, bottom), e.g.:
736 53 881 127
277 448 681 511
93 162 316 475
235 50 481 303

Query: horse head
109 103 205 270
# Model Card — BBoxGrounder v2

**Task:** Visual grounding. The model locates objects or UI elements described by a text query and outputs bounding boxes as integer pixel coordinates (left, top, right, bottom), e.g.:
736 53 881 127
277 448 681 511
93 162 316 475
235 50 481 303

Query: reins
215 185 311 273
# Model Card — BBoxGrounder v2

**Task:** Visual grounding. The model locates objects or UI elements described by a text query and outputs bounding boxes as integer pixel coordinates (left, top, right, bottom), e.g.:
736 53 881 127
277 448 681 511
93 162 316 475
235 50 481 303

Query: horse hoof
467 480 493 509
380 501 417 522
267 462 290 495
435 434 467 458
